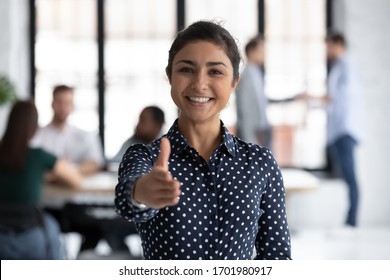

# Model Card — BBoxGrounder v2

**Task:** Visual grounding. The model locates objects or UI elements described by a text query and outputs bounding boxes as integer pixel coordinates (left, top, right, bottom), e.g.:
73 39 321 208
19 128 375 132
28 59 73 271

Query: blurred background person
236 36 296 149
0 100 82 259
111 106 165 162
299 32 363 228
325 32 363 228
31 85 105 179
30 85 105 253
235 36 272 148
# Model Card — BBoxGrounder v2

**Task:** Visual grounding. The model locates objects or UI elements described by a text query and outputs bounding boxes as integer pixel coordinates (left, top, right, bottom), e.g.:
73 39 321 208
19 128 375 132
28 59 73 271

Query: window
35 0 98 133
186 0 258 129
104 0 176 158
33 0 327 167
265 0 327 168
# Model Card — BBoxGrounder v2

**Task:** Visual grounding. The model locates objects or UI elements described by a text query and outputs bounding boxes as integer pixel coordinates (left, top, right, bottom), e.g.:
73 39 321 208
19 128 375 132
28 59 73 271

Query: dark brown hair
144 106 165 126
166 21 241 82
0 100 38 170
245 35 264 57
53 84 74 98
326 32 347 47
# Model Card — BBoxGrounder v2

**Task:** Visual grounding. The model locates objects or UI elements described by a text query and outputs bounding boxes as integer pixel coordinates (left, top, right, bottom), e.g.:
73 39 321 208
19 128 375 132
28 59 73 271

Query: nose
191 70 209 91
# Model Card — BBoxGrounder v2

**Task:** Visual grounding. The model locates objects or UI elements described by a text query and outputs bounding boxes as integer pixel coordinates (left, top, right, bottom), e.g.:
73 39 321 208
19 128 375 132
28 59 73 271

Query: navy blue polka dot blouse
115 120 291 260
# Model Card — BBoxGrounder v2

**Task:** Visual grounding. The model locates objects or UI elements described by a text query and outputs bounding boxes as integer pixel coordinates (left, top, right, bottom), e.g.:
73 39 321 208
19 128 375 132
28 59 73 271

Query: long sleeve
114 144 159 222
327 56 363 145
235 74 260 144
111 137 137 162
114 121 291 259
254 149 291 260
235 65 268 144
85 133 105 167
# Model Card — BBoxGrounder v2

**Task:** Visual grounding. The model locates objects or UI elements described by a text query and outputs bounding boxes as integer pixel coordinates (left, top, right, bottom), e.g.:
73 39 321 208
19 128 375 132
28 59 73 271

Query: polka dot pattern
115 120 291 260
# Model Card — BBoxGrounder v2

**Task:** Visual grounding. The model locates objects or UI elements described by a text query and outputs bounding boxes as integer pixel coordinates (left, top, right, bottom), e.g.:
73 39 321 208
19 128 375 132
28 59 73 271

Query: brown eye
179 67 193 73
209 69 223 75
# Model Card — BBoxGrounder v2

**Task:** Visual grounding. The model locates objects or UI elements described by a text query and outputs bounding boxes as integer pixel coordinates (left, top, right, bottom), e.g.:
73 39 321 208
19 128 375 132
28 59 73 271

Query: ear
165 67 172 84
232 76 240 91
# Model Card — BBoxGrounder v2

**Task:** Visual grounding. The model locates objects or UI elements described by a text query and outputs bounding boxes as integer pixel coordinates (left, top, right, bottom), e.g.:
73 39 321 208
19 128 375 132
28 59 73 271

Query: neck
335 50 345 60
177 116 222 162
51 118 66 130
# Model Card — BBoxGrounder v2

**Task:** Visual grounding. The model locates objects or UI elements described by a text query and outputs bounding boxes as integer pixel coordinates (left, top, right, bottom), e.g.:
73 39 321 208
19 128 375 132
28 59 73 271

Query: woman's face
169 41 238 124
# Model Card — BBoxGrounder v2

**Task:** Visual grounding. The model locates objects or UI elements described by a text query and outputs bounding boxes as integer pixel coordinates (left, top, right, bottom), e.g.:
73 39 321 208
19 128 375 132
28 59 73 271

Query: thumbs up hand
132 138 181 209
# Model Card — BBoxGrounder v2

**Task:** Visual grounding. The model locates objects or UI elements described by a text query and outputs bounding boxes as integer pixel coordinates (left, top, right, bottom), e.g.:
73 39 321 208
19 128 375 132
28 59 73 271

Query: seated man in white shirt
31 85 109 253
31 85 105 178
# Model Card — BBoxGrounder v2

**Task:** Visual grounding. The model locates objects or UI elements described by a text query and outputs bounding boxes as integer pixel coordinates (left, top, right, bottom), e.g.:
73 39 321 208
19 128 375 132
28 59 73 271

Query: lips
188 96 212 103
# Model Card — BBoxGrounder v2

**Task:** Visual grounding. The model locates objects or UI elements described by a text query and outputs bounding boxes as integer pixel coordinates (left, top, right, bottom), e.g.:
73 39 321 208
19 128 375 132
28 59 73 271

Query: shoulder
338 56 357 72
123 136 149 147
237 66 252 82
28 147 57 161
121 138 161 163
30 125 51 144
234 137 276 164
38 123 58 135
67 125 89 136
234 139 282 184
235 137 268 154
28 147 47 155
29 147 53 155
118 140 162 176
39 124 53 132
67 125 98 142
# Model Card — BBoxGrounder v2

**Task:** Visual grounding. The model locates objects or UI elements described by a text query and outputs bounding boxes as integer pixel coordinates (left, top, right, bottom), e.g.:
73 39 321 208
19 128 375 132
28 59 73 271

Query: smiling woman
115 21 291 260
169 41 238 140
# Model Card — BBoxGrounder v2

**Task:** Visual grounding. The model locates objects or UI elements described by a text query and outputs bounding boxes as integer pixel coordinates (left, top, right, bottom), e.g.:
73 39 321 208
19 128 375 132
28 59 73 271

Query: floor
61 233 143 260
286 175 390 260
62 226 390 260
291 226 390 260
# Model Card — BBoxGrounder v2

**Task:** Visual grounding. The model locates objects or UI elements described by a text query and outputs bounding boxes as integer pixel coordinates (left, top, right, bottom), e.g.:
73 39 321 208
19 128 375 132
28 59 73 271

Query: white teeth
189 97 211 103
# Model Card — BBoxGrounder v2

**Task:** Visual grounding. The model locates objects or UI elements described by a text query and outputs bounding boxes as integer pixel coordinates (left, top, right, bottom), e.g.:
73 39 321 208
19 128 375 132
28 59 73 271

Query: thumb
155 137 171 170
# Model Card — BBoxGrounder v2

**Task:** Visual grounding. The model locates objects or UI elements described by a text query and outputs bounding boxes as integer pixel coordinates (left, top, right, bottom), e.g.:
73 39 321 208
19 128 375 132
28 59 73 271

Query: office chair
61 202 139 258
0 203 52 259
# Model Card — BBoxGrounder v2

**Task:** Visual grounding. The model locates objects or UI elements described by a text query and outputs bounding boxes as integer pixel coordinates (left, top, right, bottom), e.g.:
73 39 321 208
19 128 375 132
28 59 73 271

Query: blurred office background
1 0 390 259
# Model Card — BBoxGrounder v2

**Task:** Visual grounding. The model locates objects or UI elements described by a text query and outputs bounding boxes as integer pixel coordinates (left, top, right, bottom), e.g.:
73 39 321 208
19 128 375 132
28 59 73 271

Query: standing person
115 21 291 260
111 106 165 162
235 36 272 148
325 32 362 227
0 101 82 259
31 85 105 178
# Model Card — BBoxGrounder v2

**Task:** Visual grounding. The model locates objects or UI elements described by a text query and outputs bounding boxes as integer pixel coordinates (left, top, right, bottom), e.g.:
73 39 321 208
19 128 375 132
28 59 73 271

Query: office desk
43 169 318 251
43 169 319 208
43 172 117 209
43 172 137 253
282 168 320 194
43 169 319 207
281 168 320 231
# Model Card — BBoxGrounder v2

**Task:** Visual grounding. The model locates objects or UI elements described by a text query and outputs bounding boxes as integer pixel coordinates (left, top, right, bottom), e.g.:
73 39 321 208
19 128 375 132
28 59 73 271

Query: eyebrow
175 60 228 68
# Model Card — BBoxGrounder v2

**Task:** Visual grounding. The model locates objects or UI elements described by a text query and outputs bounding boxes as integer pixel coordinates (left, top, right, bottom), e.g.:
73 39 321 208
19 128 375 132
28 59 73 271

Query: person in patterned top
115 21 291 260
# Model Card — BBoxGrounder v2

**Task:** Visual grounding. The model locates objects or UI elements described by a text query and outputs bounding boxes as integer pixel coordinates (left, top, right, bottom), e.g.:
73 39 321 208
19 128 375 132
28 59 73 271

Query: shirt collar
48 121 71 133
166 119 236 158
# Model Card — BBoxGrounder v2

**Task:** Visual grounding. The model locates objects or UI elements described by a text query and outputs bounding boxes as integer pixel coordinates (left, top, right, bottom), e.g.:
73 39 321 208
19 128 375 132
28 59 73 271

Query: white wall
0 0 30 136
289 0 390 228
344 0 390 226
